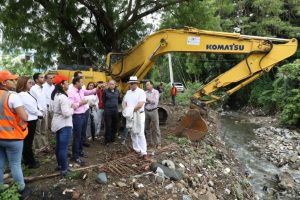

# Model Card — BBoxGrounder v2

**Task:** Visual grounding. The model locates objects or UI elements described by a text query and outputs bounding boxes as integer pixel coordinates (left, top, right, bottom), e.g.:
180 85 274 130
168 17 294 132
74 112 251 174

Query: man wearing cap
122 76 149 160
30 73 49 150
0 70 28 192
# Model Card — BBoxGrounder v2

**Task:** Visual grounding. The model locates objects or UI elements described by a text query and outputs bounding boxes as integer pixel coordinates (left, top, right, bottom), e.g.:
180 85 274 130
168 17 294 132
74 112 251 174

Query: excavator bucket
173 109 208 141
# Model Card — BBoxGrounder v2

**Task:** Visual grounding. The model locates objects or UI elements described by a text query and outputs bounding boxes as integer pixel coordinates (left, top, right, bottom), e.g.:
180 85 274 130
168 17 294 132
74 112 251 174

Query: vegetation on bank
249 59 300 125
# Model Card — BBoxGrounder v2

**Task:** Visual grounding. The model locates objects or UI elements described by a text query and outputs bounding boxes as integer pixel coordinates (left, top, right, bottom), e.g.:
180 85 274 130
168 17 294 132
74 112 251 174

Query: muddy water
219 112 282 199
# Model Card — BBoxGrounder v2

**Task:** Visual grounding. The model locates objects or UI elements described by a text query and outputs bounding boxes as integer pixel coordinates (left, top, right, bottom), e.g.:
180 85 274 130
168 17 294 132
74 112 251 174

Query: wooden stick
24 144 178 183
25 163 105 183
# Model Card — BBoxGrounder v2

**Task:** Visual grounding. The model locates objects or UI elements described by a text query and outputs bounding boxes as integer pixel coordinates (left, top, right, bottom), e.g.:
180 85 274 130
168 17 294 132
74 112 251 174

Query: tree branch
117 0 187 36
34 0 86 48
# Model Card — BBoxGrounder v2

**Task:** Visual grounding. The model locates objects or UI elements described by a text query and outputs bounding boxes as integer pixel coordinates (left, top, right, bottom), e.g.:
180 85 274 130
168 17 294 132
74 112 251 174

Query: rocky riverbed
219 109 300 200
250 126 300 199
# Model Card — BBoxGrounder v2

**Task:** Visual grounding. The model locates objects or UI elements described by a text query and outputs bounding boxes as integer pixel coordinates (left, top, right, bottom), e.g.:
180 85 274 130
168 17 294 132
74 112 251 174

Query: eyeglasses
28 81 34 85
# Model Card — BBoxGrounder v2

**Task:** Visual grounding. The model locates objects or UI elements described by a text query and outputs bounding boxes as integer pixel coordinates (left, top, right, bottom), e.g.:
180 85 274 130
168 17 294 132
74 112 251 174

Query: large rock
150 163 183 181
96 172 107 184
277 172 295 190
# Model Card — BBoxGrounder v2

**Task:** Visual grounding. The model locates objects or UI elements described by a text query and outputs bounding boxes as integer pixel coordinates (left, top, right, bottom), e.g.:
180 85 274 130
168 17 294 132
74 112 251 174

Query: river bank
219 109 300 199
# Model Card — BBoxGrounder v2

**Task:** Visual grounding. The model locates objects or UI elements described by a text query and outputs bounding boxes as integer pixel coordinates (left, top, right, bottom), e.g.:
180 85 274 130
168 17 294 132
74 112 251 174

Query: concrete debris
162 160 176 169
150 163 183 181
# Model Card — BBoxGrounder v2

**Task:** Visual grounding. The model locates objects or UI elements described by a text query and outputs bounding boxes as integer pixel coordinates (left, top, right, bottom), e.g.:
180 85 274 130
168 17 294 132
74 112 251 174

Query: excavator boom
106 27 298 141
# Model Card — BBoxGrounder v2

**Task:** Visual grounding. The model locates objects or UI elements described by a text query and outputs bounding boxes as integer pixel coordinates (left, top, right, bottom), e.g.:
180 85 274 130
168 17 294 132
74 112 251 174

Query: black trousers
23 120 38 166
104 110 118 144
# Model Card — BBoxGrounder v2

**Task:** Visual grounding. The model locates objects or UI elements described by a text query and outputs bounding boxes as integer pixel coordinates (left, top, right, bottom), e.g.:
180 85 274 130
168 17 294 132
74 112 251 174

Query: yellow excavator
57 27 298 141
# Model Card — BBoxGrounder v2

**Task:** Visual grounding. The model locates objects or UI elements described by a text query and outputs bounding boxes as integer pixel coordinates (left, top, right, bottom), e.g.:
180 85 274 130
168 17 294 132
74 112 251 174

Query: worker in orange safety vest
0 70 28 193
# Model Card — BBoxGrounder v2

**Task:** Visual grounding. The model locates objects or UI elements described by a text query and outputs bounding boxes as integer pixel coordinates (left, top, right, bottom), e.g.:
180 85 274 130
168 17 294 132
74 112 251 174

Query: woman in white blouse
85 82 99 141
16 76 43 169
51 75 74 176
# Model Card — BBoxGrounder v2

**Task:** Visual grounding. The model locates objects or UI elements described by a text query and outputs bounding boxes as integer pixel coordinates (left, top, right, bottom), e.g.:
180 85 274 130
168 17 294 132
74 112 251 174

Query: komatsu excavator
105 27 298 141
57 27 298 141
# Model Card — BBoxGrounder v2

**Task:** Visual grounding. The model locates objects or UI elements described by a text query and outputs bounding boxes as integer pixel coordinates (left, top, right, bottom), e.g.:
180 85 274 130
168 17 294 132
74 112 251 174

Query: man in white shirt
123 76 149 160
43 74 55 136
30 73 49 149
43 74 55 107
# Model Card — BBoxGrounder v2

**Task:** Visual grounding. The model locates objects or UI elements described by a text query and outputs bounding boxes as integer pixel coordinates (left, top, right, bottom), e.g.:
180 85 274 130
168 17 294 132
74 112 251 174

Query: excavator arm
107 27 298 141
107 27 297 98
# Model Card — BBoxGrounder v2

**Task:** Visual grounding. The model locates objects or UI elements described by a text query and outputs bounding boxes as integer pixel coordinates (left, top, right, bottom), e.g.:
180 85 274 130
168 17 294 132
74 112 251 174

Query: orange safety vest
0 90 28 140
171 87 177 96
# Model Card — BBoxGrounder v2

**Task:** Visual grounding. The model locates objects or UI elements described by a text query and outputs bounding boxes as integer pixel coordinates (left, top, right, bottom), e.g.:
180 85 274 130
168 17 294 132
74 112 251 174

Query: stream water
219 112 290 199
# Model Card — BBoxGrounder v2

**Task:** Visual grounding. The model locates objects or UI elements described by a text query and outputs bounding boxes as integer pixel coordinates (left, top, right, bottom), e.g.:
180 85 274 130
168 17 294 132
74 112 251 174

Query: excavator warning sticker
187 36 200 45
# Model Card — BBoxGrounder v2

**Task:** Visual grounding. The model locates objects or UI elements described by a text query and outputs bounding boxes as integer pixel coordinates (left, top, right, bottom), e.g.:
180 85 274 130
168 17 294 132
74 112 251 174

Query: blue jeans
0 140 25 191
72 114 86 159
81 109 90 144
56 127 72 172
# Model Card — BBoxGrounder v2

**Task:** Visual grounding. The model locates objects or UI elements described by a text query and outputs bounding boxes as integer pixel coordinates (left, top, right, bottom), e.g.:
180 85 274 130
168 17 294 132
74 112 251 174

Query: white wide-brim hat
128 76 139 83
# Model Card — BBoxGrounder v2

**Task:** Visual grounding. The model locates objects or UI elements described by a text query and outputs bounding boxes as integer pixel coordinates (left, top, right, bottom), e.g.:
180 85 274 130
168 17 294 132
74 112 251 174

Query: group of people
0 70 164 194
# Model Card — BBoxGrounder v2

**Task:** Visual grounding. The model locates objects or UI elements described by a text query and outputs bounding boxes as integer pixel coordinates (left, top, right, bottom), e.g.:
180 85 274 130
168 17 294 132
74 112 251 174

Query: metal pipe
240 35 290 42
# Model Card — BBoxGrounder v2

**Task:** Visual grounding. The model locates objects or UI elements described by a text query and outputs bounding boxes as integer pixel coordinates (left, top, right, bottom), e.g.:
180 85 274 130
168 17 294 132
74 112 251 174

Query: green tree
272 59 300 125
0 0 188 67
0 51 35 76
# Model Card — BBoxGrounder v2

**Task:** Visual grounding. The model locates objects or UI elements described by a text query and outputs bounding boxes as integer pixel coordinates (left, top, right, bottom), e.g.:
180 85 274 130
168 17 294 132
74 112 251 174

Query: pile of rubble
251 126 300 169
250 126 300 198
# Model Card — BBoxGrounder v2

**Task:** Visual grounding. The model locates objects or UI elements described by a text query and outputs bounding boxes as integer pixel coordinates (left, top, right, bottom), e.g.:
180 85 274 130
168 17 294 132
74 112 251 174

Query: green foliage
0 183 20 200
273 60 300 125
158 81 203 105
219 0 300 37
160 0 221 31
250 60 300 125
249 74 275 113
166 135 191 145
161 83 172 101
176 82 203 105
0 51 35 76
203 143 216 168
0 0 184 66
67 171 81 180
279 89 300 125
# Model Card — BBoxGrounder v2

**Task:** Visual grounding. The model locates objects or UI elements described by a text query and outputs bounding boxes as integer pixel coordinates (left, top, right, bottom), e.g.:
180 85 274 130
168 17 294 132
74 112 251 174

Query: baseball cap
53 74 69 85
0 70 18 82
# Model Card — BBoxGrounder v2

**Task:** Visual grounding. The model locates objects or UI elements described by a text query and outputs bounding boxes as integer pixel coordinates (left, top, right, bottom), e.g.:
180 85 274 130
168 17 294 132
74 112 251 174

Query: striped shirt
145 89 159 110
